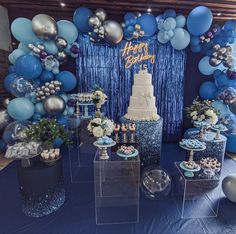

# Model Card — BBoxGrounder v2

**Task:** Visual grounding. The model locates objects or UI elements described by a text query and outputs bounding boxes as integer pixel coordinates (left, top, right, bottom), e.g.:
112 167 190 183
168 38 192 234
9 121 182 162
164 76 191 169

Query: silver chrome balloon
133 31 139 39
44 95 66 115
95 8 107 22
55 37 67 51
0 109 12 133
56 51 67 63
222 175 236 203
103 20 123 44
135 24 141 31
32 14 58 40
89 15 102 28
2 98 11 108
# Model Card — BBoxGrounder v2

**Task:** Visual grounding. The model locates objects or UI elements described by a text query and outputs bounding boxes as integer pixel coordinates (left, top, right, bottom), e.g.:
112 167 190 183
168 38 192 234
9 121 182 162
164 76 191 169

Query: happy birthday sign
120 42 156 68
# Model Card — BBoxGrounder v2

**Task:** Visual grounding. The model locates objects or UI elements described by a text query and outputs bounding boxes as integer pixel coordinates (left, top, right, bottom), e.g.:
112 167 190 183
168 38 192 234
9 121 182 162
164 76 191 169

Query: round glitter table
184 129 227 164
17 157 65 218
121 117 163 167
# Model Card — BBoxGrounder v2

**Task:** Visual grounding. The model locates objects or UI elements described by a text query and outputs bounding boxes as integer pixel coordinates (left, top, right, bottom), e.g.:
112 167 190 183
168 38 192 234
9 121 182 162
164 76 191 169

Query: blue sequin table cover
184 129 227 163
121 117 163 167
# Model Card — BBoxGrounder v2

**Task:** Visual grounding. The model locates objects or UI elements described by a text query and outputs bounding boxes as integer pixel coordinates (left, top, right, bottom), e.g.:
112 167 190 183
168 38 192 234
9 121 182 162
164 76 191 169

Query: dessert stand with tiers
193 121 211 139
211 124 228 140
93 140 116 160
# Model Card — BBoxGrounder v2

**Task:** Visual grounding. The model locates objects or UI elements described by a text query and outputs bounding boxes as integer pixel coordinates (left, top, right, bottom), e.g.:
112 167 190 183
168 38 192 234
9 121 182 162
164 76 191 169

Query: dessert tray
116 145 139 160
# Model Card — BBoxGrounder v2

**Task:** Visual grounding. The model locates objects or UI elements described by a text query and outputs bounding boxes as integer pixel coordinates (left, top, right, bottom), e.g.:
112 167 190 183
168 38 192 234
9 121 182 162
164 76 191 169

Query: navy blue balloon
187 6 213 36
55 71 77 92
191 45 201 53
190 36 200 46
127 25 135 34
124 12 136 21
163 9 176 19
57 115 68 127
39 70 54 82
0 139 6 152
124 28 133 40
14 54 42 80
53 137 64 148
4 73 18 92
226 134 236 153
137 13 157 37
215 73 228 88
224 20 236 31
199 81 217 99
73 7 93 33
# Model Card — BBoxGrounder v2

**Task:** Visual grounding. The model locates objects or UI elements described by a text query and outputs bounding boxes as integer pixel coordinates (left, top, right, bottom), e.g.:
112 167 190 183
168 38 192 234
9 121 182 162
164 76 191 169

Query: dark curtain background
76 35 187 141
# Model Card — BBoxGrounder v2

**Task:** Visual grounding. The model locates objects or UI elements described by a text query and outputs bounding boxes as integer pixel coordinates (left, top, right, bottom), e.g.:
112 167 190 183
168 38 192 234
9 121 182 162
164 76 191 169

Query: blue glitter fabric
121 117 163 167
184 129 227 164
76 35 186 141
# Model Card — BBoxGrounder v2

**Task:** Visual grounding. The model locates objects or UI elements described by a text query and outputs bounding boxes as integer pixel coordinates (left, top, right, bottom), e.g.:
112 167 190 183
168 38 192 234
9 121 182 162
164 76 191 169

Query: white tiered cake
125 67 160 121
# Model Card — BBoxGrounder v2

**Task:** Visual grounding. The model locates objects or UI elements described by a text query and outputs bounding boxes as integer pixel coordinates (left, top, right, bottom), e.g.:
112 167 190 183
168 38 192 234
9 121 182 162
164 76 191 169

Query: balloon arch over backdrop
1 5 236 151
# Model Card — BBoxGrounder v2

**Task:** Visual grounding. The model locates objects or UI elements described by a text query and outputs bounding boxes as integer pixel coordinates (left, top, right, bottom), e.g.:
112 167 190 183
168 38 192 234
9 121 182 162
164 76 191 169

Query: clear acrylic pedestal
172 162 221 219
94 150 140 225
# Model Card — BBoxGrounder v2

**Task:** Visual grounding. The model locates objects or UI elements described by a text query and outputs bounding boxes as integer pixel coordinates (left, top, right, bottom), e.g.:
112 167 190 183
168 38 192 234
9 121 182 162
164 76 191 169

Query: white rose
192 115 197 120
190 111 197 117
93 126 104 138
103 119 114 136
211 115 218 125
197 117 203 122
91 118 102 125
87 122 92 132
200 115 205 120
205 110 214 116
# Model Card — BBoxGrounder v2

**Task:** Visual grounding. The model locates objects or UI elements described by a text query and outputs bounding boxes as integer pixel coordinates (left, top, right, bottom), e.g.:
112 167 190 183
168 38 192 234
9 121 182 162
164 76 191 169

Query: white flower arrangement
87 113 114 138
92 87 107 105
186 97 219 125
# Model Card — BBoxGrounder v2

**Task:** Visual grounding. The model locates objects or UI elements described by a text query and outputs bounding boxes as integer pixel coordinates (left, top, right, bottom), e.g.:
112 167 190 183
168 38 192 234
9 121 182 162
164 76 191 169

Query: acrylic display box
68 117 96 183
184 129 227 164
94 150 140 225
121 117 163 167
172 162 221 219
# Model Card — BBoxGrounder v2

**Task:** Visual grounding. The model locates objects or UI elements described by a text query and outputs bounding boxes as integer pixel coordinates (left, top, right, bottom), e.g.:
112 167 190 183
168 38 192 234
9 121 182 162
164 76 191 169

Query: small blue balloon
18 42 31 54
170 28 190 50
8 65 15 74
39 70 54 82
226 134 236 153
44 41 58 55
198 56 219 75
4 73 18 92
199 81 217 99
124 12 136 21
224 20 236 31
156 15 163 24
137 13 157 37
9 77 33 97
32 113 41 121
35 102 46 115
187 6 213 36
190 36 200 46
14 54 42 80
0 139 6 152
60 94 68 103
57 116 68 127
55 71 77 92
73 7 93 33
8 49 25 64
163 17 176 30
7 98 35 120
67 107 75 115
212 100 229 116
163 9 176 19
175 15 186 28
191 44 202 53
57 20 78 44
53 137 64 148
127 25 135 34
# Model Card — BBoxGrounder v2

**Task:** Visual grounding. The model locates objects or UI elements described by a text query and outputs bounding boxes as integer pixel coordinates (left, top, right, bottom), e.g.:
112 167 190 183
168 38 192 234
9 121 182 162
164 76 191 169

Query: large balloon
0 109 12 133
7 98 35 120
32 14 58 40
57 20 78 43
199 81 217 99
14 54 42 80
198 56 219 75
222 175 236 202
8 49 25 64
170 28 190 50
55 71 77 91
11 18 39 44
3 120 31 145
137 13 157 37
176 15 186 28
103 20 123 44
44 95 66 115
73 7 93 33
4 73 18 92
9 77 33 97
187 6 213 36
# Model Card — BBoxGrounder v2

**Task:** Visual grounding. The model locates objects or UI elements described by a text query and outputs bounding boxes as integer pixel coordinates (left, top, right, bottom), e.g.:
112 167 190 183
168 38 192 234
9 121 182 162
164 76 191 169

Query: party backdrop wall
76 35 187 141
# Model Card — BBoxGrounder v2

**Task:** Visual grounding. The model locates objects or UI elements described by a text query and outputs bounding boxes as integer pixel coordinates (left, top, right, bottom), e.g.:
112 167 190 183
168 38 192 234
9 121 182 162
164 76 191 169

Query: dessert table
0 143 236 234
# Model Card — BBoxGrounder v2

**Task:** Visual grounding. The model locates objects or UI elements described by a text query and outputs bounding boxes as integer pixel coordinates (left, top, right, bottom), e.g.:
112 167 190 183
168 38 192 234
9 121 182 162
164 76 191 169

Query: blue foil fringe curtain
76 35 186 141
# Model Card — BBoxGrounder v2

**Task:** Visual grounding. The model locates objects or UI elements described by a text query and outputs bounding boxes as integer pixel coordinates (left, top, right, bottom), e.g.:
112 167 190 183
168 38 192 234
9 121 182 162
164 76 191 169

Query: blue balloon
55 71 77 92
215 73 228 88
73 7 93 33
57 115 68 126
198 56 219 75
137 13 157 37
224 20 236 31
124 12 136 22
156 15 163 24
67 107 75 115
39 70 54 82
187 6 213 36
212 100 229 116
170 28 190 50
60 94 68 103
175 15 186 28
35 102 46 115
53 137 64 148
123 28 133 40
0 139 6 152
163 17 176 30
7 98 35 120
57 20 78 44
226 134 236 153
18 42 31 54
9 77 33 97
8 65 15 74
32 113 41 121
11 18 39 44
4 73 18 92
163 9 176 19
14 54 42 80
127 25 135 34
190 36 200 46
191 44 202 53
199 81 217 99
8 49 25 64
44 41 58 55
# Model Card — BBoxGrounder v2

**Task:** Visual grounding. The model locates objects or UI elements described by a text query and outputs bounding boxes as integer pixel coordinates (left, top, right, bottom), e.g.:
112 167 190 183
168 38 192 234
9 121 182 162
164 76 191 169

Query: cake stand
179 143 206 178
116 149 139 160
211 124 228 140
193 121 211 139
78 102 94 120
94 141 116 160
